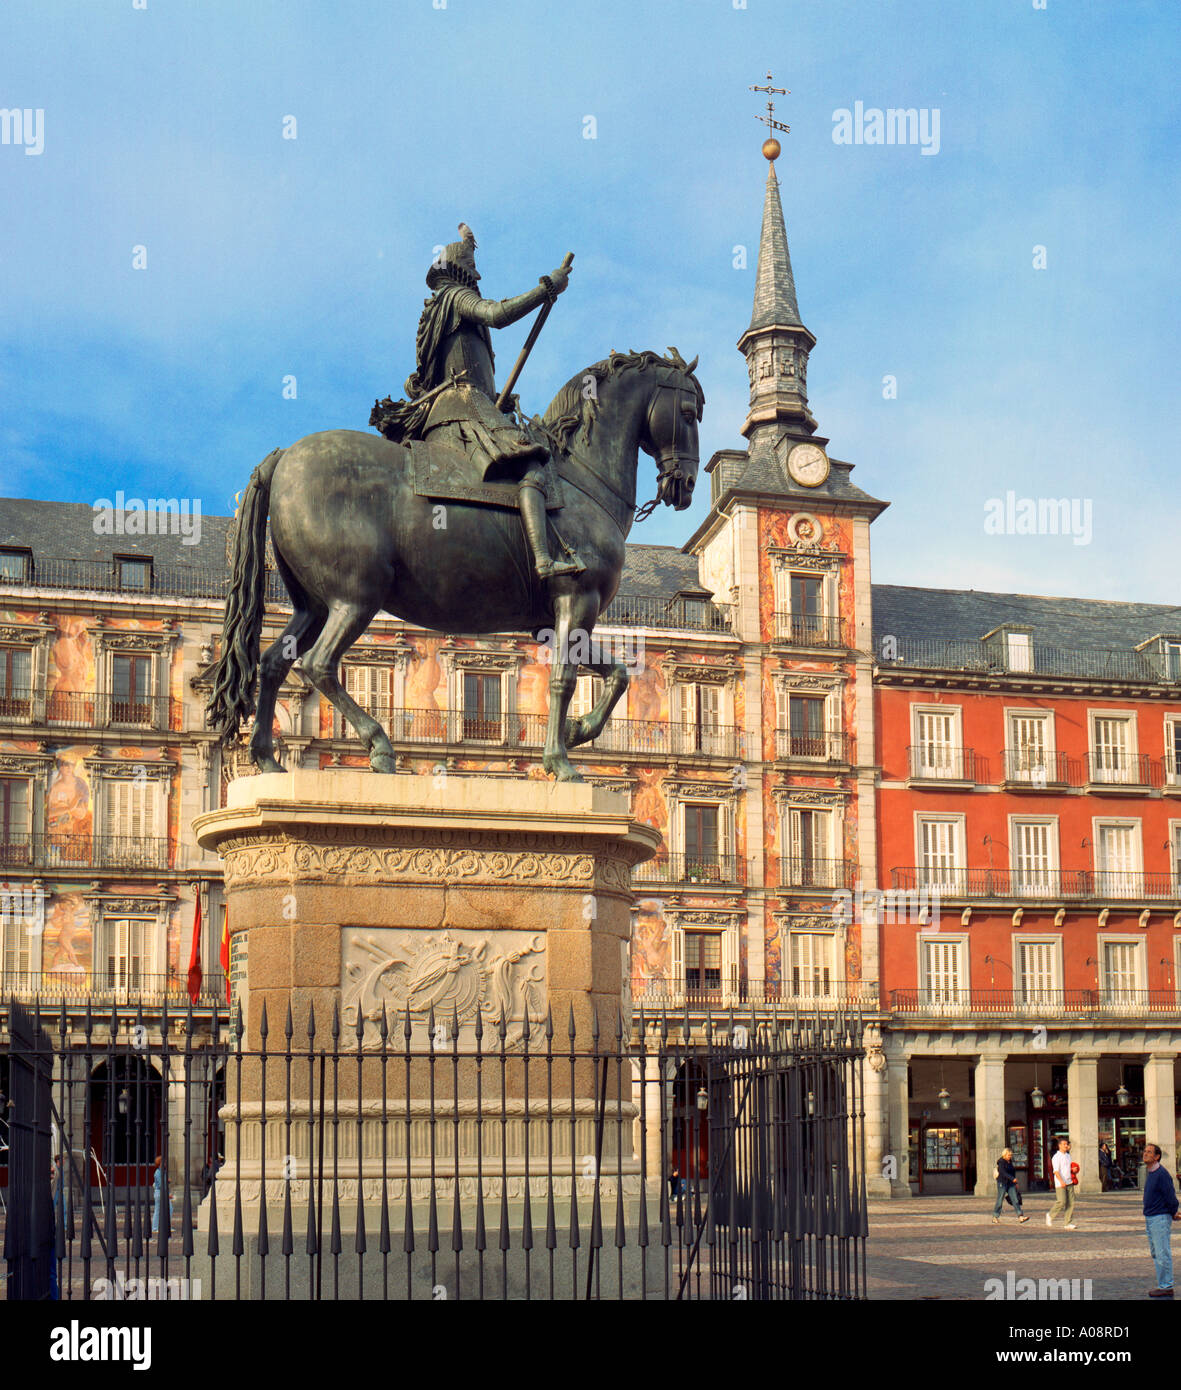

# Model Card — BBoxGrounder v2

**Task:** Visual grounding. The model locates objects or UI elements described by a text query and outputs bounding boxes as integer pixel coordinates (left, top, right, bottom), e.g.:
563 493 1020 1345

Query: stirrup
535 553 586 579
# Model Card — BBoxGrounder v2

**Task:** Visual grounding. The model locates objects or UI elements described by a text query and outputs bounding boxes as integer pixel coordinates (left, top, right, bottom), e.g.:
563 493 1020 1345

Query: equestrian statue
206 223 703 781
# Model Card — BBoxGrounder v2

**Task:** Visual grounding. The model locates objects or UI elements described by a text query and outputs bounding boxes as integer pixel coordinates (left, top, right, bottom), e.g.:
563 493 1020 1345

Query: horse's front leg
565 651 629 749
541 591 582 782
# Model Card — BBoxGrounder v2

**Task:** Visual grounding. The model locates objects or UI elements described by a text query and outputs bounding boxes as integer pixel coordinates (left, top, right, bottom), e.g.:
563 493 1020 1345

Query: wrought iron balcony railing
635 979 878 1011
891 866 1180 902
774 729 850 763
877 635 1177 684
0 971 227 1007
1084 751 1162 789
772 614 845 648
888 988 1181 1019
1001 749 1082 787
336 706 741 758
0 555 289 603
779 857 857 890
633 853 746 886
0 834 175 872
598 592 734 634
0 687 180 731
906 745 981 783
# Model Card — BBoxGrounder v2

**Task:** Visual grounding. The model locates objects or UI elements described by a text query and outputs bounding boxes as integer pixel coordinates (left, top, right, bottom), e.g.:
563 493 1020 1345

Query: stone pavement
866 1190 1169 1300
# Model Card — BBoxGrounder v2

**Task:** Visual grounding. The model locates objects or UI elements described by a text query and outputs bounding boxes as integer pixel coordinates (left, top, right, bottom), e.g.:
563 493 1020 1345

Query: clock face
786 442 830 488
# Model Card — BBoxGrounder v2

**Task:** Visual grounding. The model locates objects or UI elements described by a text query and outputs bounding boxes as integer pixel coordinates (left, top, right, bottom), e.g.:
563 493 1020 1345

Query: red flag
220 908 231 1003
186 895 203 1004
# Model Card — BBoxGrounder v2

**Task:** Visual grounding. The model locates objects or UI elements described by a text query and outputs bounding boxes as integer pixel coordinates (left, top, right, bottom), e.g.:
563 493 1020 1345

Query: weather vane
749 70 789 160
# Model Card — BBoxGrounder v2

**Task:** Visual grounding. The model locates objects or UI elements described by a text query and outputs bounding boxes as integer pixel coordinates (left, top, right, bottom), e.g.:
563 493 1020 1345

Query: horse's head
638 347 702 512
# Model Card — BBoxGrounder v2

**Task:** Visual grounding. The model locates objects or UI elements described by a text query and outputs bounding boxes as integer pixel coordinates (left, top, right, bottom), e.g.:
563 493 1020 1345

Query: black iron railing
906 745 982 783
0 834 175 872
774 730 850 763
0 998 868 1302
1001 749 1082 786
1084 752 1162 789
772 614 845 648
890 866 1181 902
779 858 856 890
633 854 747 886
0 687 180 731
888 988 1181 1018
0 972 226 1007
876 635 1177 684
599 593 734 634
635 981 878 1010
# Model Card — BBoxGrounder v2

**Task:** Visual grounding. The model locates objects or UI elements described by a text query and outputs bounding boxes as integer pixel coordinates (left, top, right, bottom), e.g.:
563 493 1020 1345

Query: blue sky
1 0 1177 602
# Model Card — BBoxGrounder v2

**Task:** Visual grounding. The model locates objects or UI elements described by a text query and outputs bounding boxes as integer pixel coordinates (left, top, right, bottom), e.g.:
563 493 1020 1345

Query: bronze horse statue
207 348 703 781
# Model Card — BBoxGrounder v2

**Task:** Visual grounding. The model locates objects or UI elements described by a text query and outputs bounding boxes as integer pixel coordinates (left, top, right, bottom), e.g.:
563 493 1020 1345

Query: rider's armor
393 225 583 579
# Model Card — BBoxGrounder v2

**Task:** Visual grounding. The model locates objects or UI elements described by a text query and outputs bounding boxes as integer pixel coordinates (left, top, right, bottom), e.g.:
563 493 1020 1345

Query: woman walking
993 1147 1030 1223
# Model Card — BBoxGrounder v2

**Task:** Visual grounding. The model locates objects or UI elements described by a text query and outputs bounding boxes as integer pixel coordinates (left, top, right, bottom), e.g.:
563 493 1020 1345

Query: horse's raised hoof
543 751 583 782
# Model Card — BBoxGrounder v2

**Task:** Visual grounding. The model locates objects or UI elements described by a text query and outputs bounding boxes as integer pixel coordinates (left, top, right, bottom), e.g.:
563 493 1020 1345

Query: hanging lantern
806 1090 815 1117
937 1086 951 1111
695 1086 709 1113
1116 1082 1130 1108
1030 1085 1045 1110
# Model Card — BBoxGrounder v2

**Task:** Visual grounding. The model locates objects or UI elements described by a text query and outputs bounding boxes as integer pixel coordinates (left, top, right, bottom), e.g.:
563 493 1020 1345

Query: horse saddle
407 433 562 512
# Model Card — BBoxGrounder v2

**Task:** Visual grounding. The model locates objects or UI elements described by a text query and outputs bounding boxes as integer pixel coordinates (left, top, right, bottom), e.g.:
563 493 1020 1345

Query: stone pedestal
192 771 661 1223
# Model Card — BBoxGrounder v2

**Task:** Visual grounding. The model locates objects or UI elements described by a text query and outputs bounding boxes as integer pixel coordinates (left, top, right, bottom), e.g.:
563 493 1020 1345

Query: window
345 664 394 720
1008 711 1053 783
0 549 31 582
2 901 35 976
462 672 502 741
0 646 32 716
116 556 152 592
1172 825 1181 894
1094 821 1139 897
0 778 31 865
104 917 152 991
788 572 826 644
112 654 152 725
683 802 720 880
105 779 155 867
684 931 722 996
1100 940 1141 1008
1091 714 1133 783
789 933 833 998
1006 632 1033 672
1011 819 1057 896
1165 717 1181 785
917 817 963 891
785 806 834 887
1017 940 1059 1005
675 682 724 756
788 695 827 758
920 938 964 1006
1164 641 1181 681
912 707 962 779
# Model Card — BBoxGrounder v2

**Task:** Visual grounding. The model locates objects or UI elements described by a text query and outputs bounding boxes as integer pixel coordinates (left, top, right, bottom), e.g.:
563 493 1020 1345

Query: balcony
633 853 746 887
889 988 1181 1021
1001 749 1081 790
891 866 1180 903
341 706 741 759
774 729 850 764
635 979 877 1012
779 857 856 891
1084 752 1161 794
0 687 179 732
0 555 288 604
772 614 845 649
906 745 982 786
877 636 1177 685
0 971 226 1008
0 833 175 872
598 593 734 634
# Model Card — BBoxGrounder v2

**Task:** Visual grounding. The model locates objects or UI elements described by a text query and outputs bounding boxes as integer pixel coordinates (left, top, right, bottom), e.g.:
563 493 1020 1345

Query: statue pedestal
192 771 660 1254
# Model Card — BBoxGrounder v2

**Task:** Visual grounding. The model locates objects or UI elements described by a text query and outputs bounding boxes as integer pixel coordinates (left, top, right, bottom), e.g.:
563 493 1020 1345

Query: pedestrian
992 1147 1030 1223
1045 1137 1079 1229
1141 1142 1180 1298
150 1154 172 1238
1099 1142 1114 1191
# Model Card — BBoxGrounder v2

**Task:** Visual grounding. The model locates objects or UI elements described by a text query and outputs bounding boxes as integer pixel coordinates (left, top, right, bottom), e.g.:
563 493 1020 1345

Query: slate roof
873 583 1181 649
745 162 804 334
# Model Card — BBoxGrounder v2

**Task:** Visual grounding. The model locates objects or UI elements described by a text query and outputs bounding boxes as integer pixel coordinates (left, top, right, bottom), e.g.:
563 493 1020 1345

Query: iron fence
0 834 176 873
0 998 867 1302
876 635 1176 684
890 866 1181 902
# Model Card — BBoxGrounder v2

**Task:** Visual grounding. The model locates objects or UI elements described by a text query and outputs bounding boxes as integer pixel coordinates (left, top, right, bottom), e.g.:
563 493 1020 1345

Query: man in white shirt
1046 1137 1079 1228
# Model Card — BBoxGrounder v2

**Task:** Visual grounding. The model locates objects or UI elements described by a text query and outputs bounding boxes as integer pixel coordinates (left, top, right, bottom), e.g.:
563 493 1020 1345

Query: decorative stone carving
662 778 740 802
772 787 848 808
864 1022 887 1074
0 624 44 645
668 908 744 928
219 827 636 893
659 652 741 687
342 928 546 1047
0 753 50 774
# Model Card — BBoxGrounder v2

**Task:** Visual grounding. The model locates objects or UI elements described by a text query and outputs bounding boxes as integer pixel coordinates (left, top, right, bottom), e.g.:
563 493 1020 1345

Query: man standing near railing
1141 1142 1179 1298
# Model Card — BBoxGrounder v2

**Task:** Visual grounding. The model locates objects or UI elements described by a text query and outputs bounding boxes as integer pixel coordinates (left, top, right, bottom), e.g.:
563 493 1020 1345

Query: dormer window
116 555 152 592
0 548 32 583
983 624 1034 674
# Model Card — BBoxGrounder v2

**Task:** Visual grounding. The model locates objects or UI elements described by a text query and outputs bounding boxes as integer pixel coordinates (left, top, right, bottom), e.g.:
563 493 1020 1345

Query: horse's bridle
635 380 700 522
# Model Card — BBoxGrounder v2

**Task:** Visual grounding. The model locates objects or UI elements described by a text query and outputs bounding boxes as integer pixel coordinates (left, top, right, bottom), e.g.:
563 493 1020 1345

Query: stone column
973 1053 1008 1197
886 1055 912 1197
1067 1052 1101 1194
862 1024 891 1198
1144 1053 1177 1173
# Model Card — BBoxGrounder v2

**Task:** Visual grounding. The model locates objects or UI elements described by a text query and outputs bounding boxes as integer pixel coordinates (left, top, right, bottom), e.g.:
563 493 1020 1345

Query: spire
747 161 803 333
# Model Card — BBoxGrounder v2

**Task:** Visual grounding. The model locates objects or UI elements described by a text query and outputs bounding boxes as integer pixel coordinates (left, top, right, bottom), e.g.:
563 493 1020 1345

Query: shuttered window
790 933 833 998
919 819 962 890
1018 941 1057 1002
914 710 959 778
684 932 722 994
1092 716 1131 780
1101 941 1139 1004
921 939 963 1004
104 917 152 991
1013 820 1055 895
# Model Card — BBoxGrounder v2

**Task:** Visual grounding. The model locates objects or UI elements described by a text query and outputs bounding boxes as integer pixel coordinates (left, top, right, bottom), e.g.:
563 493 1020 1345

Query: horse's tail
206 447 284 745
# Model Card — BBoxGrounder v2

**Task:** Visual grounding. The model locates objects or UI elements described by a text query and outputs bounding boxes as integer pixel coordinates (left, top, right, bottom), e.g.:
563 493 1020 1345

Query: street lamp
1031 1063 1045 1110
695 1085 708 1113
117 1088 129 1117
1116 1082 1131 1108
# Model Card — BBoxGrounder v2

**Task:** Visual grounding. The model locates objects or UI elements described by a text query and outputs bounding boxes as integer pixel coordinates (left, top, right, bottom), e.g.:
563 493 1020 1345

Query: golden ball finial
762 137 781 161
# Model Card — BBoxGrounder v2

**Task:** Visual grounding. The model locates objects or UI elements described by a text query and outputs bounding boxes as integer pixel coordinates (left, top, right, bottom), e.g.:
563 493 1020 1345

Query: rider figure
389 223 584 580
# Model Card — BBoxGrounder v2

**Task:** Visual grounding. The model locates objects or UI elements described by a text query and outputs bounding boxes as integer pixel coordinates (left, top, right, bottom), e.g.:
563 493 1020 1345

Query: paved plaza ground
867 1189 1170 1301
